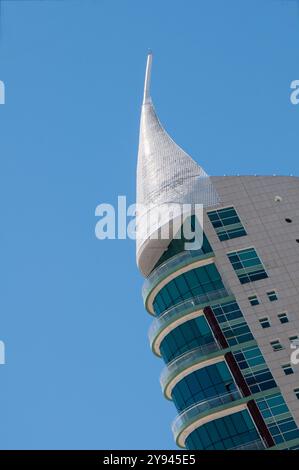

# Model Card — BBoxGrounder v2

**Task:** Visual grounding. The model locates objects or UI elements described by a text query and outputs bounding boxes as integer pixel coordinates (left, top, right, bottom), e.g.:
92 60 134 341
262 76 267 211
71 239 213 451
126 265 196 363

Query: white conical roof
136 54 219 276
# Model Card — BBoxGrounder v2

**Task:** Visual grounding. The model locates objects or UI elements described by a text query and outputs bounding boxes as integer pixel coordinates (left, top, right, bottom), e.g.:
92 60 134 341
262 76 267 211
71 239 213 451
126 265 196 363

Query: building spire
143 52 153 105
136 54 220 276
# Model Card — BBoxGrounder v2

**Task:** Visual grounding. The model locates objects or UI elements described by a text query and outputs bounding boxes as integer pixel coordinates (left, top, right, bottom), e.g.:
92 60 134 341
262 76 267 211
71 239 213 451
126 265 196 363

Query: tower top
136 54 220 276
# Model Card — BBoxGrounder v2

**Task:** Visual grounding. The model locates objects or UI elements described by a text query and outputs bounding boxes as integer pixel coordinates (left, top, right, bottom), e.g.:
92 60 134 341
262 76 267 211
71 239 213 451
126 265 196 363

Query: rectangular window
282 364 294 376
270 340 284 351
227 248 268 284
278 313 289 324
294 389 299 400
289 336 299 347
267 291 278 302
256 394 299 444
233 346 277 394
211 301 253 346
248 295 259 306
207 207 247 241
259 317 271 329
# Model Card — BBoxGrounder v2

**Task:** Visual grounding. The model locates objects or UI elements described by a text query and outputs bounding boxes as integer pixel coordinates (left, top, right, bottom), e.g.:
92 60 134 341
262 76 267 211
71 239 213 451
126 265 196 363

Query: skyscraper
136 54 299 450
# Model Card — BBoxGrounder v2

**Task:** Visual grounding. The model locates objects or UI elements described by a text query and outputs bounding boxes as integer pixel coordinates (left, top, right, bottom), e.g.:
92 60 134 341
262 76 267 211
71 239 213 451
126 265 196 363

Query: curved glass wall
185 409 263 450
153 228 213 271
172 390 243 446
142 226 299 449
153 263 224 315
160 316 215 363
160 344 221 398
148 288 232 354
143 250 214 306
172 361 238 412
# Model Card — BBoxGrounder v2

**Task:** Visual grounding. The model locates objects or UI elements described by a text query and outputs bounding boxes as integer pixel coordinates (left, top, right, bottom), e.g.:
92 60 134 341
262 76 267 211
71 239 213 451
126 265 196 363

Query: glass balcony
230 440 266 450
172 390 242 445
142 249 214 303
148 287 232 353
160 343 222 398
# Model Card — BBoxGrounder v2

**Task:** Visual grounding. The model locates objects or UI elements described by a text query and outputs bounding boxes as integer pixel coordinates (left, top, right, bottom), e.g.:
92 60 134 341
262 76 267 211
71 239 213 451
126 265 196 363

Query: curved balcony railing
142 249 214 304
148 287 232 354
230 440 266 450
172 390 242 445
161 343 222 398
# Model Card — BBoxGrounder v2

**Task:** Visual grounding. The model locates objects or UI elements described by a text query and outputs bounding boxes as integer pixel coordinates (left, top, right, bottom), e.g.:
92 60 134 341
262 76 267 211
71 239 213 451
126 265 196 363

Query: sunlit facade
136 55 299 450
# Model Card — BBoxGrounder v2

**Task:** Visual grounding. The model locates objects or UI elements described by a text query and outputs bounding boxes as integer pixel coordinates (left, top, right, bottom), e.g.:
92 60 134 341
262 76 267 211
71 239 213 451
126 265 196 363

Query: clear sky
0 0 298 450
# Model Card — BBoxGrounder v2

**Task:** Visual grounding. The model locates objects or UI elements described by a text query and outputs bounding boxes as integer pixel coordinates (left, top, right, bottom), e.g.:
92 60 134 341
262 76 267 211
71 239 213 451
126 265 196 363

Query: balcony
172 390 243 447
161 343 222 399
148 288 233 355
142 249 214 308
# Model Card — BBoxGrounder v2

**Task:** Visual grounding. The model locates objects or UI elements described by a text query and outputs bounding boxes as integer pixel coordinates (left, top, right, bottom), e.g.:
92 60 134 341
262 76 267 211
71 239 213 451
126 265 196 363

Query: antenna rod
143 52 153 105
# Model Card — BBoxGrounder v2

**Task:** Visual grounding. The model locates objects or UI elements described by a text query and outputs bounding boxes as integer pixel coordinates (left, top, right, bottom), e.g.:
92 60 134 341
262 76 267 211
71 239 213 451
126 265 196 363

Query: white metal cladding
136 54 220 275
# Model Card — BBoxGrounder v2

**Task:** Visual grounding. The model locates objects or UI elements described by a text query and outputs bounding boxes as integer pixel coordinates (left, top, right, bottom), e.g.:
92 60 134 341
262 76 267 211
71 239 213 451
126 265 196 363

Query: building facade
136 55 299 450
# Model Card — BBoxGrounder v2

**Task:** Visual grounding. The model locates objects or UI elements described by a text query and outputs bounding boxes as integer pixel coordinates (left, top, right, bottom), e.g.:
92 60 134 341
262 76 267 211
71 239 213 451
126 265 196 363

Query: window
172 361 238 412
282 364 294 376
227 248 268 284
152 263 225 315
248 295 259 306
185 410 261 450
160 316 215 363
278 313 289 324
267 291 278 302
233 346 277 394
207 207 247 241
294 389 299 400
270 340 284 351
153 221 213 270
259 317 271 329
212 301 253 346
289 336 299 347
256 393 299 444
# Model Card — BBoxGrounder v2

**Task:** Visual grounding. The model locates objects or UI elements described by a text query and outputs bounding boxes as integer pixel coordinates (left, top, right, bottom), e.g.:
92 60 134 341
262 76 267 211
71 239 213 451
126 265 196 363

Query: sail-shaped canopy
136 54 219 276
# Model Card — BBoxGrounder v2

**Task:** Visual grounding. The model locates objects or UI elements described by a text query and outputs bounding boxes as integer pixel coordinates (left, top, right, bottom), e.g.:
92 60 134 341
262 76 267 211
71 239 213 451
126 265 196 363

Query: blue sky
0 0 298 450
